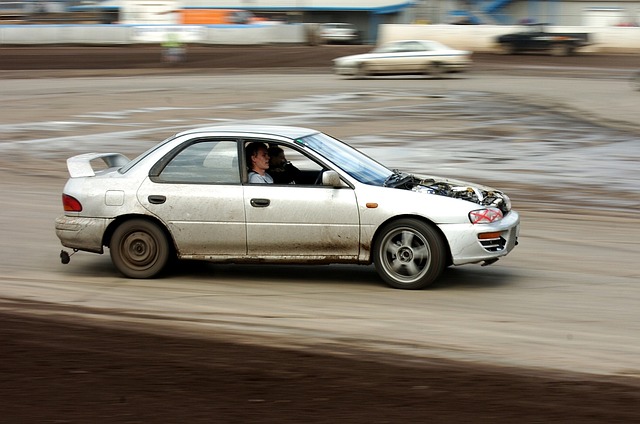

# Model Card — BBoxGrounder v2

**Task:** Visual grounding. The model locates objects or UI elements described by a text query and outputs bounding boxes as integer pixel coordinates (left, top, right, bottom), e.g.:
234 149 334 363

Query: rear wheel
499 43 516 55
110 219 171 279
550 43 571 57
425 62 445 79
373 219 446 289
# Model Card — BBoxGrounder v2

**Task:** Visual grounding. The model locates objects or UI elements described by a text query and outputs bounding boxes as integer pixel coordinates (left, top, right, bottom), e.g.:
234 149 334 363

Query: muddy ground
3 307 640 424
1 46 640 423
1 44 638 75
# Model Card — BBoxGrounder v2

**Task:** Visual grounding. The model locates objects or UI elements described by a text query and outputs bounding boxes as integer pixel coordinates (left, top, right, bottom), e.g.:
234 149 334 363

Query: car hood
333 53 376 64
385 172 511 213
334 50 469 64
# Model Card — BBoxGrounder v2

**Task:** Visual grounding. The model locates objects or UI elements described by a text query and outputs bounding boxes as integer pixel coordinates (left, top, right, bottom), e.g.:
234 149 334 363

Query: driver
246 142 273 184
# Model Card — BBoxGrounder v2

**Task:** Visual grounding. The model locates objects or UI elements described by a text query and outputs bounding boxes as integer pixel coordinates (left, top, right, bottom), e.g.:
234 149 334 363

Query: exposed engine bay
384 172 511 214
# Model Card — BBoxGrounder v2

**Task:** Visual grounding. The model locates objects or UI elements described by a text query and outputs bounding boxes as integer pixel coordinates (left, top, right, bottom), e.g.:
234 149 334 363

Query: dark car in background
495 23 591 56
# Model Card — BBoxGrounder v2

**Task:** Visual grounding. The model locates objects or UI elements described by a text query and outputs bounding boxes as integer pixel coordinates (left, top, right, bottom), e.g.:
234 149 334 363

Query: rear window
156 140 240 184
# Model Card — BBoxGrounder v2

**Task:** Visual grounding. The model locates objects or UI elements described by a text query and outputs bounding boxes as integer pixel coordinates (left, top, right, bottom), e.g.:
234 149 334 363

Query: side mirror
322 170 345 187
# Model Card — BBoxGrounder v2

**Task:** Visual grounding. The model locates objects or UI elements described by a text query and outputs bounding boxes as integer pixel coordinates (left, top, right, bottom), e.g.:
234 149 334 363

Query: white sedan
333 39 472 78
56 125 519 290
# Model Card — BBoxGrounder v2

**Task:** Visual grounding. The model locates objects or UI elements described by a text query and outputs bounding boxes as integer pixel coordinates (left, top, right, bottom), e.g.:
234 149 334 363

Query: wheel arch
370 214 453 266
102 214 177 256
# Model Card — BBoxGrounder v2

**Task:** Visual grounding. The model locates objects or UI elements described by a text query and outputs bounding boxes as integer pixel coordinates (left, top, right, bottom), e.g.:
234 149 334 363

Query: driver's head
246 142 269 172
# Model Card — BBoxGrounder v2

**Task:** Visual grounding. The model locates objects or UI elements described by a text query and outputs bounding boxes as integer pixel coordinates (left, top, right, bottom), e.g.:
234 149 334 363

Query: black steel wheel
373 218 446 289
110 219 171 279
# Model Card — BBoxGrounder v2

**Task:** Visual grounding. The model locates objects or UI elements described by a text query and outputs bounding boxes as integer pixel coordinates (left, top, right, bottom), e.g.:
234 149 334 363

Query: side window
396 42 412 52
407 41 423 51
157 140 240 184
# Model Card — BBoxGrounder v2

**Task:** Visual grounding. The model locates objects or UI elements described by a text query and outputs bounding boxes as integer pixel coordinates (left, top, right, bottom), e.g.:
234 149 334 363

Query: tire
550 44 570 57
373 219 446 289
110 219 171 279
354 63 370 79
499 43 515 55
425 62 445 79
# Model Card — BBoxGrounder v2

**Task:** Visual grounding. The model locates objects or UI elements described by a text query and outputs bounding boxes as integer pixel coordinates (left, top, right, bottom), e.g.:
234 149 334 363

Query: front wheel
110 219 171 279
373 219 447 289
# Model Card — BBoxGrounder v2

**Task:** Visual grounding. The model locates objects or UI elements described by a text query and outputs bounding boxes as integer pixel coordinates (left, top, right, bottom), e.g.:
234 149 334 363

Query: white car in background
56 125 519 290
319 22 360 44
333 39 472 78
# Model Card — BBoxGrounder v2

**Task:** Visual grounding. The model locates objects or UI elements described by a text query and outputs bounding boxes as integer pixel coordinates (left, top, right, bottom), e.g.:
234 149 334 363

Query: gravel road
1 46 639 423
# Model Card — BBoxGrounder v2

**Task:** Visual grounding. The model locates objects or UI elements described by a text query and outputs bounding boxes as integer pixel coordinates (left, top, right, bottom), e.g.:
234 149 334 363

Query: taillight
62 194 82 212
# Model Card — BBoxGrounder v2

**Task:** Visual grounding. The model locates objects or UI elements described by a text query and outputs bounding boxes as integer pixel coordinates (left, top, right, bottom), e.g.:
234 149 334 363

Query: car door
369 41 413 74
138 138 247 256
243 145 360 258
401 41 429 72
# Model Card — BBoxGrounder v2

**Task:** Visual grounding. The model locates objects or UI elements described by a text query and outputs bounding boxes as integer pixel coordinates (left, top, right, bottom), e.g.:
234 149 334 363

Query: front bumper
55 215 113 254
441 210 520 266
333 64 356 76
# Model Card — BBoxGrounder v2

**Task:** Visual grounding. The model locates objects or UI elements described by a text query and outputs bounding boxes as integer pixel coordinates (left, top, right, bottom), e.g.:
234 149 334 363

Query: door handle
148 195 166 204
250 198 270 207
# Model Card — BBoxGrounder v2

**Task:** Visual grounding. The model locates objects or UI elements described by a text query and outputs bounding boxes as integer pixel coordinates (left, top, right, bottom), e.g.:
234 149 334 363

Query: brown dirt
2 46 640 423
1 45 638 76
0 45 370 71
2 307 640 423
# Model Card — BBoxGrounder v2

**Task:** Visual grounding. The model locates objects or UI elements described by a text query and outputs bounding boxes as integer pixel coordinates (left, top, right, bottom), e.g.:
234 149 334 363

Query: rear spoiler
67 153 130 178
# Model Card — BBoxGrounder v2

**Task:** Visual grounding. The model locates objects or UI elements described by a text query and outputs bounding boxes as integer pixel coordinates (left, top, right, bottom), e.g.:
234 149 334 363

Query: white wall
0 23 307 45
0 22 639 53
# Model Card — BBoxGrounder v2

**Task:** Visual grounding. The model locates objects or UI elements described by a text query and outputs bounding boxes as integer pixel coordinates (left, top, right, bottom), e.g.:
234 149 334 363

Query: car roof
174 125 320 140
387 39 431 44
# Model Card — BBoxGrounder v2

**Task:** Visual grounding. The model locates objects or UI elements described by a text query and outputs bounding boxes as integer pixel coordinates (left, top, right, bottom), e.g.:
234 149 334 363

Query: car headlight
469 207 503 224
501 193 512 212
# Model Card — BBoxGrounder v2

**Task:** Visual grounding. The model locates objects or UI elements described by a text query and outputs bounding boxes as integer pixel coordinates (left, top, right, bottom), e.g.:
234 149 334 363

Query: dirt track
2 46 640 423
3 306 640 424
1 44 638 74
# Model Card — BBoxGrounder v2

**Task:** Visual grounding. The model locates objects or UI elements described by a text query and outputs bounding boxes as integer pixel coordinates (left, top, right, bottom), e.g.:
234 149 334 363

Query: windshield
296 132 392 185
373 40 449 54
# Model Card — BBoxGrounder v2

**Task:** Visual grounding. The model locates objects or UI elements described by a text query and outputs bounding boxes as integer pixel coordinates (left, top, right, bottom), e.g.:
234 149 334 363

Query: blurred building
2 0 638 28
434 0 640 26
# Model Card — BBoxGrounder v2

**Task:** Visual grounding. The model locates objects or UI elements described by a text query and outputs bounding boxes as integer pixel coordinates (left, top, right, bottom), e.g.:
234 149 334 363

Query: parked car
333 39 472 78
319 22 360 44
495 23 591 56
56 125 519 290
